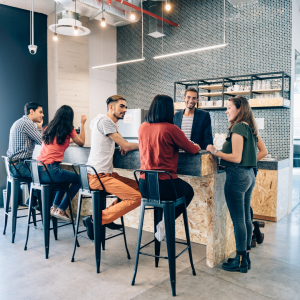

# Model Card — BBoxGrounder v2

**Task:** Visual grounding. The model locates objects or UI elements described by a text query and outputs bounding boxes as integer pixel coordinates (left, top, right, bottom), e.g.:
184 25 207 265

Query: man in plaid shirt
7 102 44 178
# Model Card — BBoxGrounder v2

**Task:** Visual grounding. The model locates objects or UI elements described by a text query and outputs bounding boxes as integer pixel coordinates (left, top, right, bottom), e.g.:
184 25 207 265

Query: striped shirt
181 115 194 140
7 115 42 161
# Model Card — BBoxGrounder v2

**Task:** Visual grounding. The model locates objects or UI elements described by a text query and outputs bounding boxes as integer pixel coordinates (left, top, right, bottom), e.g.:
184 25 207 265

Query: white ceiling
0 0 55 15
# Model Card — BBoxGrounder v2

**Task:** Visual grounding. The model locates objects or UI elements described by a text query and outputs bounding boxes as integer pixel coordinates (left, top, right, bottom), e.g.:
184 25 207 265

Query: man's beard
113 112 124 120
186 102 196 109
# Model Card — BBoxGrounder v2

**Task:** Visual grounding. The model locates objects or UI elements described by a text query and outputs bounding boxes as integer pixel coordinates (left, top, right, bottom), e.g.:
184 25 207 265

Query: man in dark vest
174 87 213 149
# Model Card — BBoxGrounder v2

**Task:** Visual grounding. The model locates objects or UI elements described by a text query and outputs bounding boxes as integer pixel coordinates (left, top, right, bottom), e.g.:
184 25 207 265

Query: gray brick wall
117 0 292 158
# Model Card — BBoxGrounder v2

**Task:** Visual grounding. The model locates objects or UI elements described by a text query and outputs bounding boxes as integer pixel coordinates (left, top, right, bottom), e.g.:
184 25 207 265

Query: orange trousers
88 172 141 225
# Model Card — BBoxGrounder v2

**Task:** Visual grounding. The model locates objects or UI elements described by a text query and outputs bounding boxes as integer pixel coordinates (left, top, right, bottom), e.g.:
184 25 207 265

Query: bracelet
213 149 218 155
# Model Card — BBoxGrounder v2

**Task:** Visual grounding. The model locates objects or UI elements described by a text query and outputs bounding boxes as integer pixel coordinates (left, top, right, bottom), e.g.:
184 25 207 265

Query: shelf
199 88 286 97
224 90 250 96
199 92 223 97
249 98 290 107
199 84 223 90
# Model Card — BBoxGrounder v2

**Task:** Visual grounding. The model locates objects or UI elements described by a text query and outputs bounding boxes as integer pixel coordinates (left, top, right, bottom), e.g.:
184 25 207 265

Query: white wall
88 22 117 123
47 15 117 147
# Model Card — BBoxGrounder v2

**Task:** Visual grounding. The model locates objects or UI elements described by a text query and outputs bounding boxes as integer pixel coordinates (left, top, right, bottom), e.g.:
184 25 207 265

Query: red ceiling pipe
115 0 178 27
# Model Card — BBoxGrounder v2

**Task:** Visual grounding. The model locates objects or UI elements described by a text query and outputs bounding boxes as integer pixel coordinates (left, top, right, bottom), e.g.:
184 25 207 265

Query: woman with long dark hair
138 95 200 238
37 105 86 220
207 96 259 273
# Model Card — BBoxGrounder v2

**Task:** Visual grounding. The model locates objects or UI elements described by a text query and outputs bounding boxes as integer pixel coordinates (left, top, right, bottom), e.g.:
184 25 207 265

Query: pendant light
165 0 171 11
53 1 58 41
101 0 106 27
130 0 135 20
74 0 78 35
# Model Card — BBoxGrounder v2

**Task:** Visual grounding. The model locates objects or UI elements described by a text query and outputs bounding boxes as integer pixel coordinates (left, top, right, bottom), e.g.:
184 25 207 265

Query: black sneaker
105 222 123 230
83 215 94 240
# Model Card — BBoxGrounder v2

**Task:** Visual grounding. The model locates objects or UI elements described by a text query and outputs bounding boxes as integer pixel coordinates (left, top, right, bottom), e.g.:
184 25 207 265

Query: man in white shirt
83 95 141 238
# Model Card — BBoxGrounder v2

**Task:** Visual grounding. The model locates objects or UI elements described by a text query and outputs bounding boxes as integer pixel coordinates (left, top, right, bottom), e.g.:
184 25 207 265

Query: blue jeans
9 161 31 178
224 166 256 255
38 162 81 211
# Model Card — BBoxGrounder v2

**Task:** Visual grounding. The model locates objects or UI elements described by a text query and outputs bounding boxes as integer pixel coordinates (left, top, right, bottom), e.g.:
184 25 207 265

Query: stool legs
131 201 146 286
101 196 106 251
71 191 83 262
120 215 131 259
11 178 21 243
182 203 196 276
66 188 80 247
154 208 163 268
164 202 176 297
24 185 34 250
93 190 104 273
41 185 51 259
3 179 11 235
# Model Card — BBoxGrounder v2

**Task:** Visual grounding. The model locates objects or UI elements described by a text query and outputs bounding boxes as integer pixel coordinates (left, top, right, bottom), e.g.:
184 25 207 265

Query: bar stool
2 156 40 243
131 170 196 297
24 160 78 259
71 164 131 273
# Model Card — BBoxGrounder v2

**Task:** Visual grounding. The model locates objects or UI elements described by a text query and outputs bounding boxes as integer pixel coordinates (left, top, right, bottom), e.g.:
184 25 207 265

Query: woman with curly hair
37 105 86 220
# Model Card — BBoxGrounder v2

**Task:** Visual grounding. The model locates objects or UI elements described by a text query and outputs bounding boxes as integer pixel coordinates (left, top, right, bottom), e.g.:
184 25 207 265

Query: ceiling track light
153 44 227 59
100 0 106 27
130 11 136 20
92 58 145 69
101 17 106 27
165 1 171 11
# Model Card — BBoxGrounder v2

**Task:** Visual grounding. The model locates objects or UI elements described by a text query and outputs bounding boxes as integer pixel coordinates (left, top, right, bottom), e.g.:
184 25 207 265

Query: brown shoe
50 206 57 217
54 208 71 221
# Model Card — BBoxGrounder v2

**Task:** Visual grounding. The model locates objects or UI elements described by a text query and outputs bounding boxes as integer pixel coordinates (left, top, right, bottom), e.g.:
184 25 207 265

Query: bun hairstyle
228 96 258 136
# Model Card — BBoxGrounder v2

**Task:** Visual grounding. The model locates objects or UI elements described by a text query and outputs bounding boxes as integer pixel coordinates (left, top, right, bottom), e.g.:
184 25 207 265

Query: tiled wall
117 0 292 157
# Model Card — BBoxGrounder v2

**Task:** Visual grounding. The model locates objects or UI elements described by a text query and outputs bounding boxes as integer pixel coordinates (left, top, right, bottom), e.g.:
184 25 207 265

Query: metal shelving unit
174 71 291 110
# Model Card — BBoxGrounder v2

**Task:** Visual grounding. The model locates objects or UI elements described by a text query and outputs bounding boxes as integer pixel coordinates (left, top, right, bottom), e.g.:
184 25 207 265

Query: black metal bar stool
24 160 78 259
131 170 196 297
2 156 40 243
71 164 131 273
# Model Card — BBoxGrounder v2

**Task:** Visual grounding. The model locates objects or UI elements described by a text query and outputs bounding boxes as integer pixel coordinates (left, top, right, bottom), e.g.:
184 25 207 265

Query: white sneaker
155 220 166 242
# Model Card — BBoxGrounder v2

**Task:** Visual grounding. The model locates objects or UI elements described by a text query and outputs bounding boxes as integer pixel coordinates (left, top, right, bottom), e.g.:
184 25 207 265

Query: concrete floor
0 205 300 300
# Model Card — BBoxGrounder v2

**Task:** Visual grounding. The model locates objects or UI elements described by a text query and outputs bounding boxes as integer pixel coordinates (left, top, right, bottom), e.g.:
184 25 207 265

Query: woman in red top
139 95 200 221
37 105 86 220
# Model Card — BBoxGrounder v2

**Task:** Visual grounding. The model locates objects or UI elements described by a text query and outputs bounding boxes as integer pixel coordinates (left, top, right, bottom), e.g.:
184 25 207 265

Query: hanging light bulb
165 1 171 11
130 11 136 20
53 33 58 41
101 17 106 27
74 26 79 35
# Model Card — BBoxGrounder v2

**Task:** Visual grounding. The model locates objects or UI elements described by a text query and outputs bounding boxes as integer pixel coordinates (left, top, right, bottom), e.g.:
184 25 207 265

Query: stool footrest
50 222 73 230
77 234 95 242
139 251 168 259
105 232 123 241
139 239 156 250
16 215 30 219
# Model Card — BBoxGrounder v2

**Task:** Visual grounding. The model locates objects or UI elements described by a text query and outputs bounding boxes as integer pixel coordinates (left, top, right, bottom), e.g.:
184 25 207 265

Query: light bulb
53 33 58 41
130 11 135 20
165 3 171 11
74 26 78 35
101 17 106 27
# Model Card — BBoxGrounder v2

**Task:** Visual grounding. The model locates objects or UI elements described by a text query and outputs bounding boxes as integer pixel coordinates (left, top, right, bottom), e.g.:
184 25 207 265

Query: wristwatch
213 149 218 155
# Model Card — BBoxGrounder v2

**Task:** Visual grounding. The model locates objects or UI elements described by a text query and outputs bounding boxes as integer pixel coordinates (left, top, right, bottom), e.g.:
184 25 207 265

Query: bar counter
62 146 236 267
